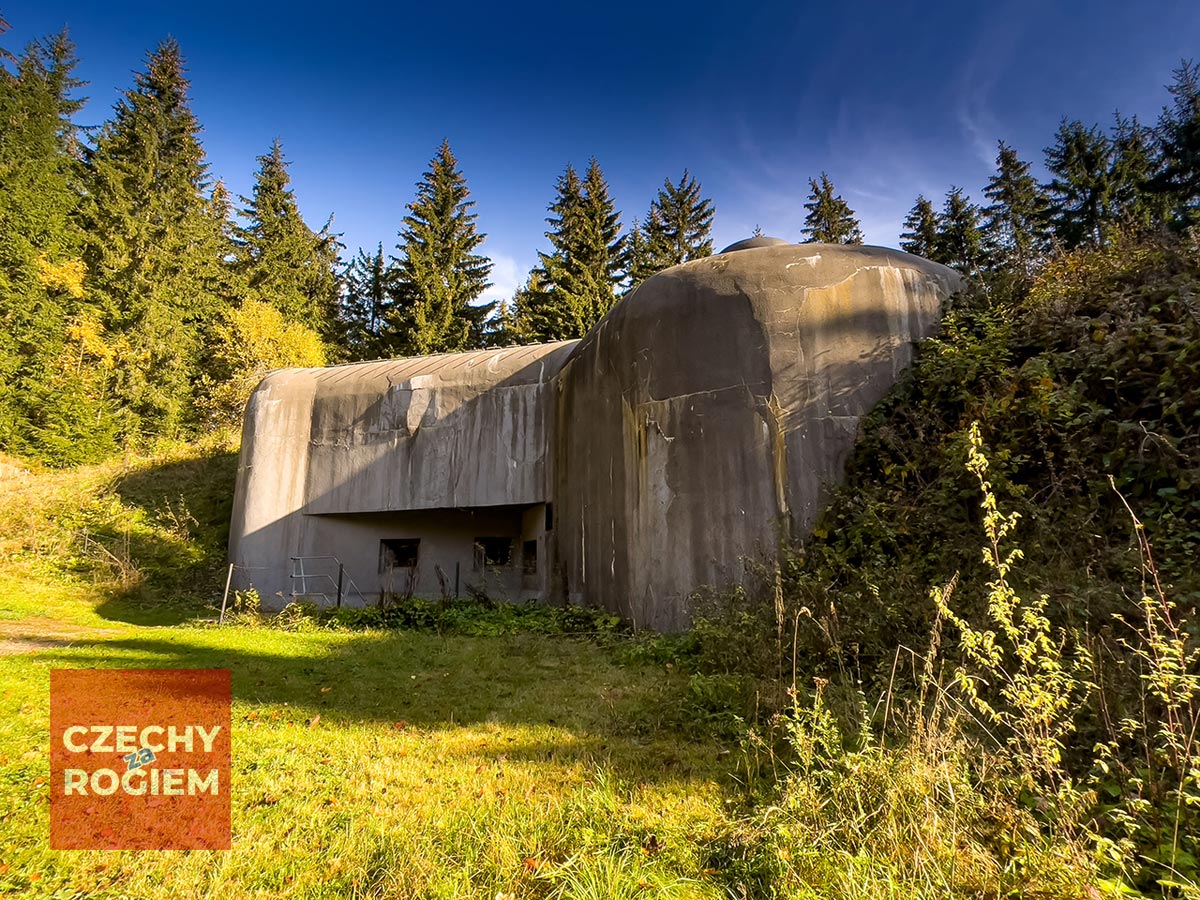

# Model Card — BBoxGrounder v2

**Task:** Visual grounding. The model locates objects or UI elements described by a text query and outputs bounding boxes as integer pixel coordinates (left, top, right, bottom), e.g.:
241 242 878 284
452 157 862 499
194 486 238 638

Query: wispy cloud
478 247 525 308
957 74 1004 169
953 8 1027 169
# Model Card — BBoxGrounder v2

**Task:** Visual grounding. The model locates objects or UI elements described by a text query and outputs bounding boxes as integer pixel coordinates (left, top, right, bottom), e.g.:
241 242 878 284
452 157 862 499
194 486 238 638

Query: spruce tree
341 243 392 360
981 141 1051 273
235 139 342 343
934 187 985 274
578 158 626 288
82 38 233 438
899 195 939 259
641 169 715 271
522 159 625 341
801 173 864 244
0 30 120 463
623 216 654 292
1154 60 1200 228
389 140 493 355
1111 114 1169 231
1044 119 1114 248
489 272 541 347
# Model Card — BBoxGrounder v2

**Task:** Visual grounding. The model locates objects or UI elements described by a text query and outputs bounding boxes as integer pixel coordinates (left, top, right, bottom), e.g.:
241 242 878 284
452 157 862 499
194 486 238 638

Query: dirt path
0 616 125 656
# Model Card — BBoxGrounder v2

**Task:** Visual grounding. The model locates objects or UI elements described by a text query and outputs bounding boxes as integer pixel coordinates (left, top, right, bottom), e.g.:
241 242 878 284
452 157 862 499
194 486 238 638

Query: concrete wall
278 505 547 606
549 243 959 630
229 343 576 602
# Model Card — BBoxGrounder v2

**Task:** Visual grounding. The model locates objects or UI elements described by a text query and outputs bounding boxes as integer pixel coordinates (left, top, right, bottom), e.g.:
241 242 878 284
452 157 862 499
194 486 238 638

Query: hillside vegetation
685 230 1200 898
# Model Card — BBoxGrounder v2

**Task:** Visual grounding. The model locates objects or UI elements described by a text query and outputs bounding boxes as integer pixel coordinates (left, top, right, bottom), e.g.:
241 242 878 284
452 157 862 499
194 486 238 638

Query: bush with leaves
934 422 1090 789
197 298 326 425
785 230 1200 681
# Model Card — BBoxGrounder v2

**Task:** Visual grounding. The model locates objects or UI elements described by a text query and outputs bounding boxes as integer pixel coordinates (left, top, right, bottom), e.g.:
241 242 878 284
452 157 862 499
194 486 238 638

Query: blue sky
4 0 1200 305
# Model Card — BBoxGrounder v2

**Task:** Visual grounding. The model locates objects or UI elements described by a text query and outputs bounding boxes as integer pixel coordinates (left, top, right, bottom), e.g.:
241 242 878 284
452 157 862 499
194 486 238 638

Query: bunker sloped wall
228 368 319 603
301 342 577 515
550 243 960 631
229 342 576 602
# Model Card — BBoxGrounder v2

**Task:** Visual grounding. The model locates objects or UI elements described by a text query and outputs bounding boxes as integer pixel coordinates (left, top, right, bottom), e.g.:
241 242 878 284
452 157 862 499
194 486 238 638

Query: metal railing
289 555 367 608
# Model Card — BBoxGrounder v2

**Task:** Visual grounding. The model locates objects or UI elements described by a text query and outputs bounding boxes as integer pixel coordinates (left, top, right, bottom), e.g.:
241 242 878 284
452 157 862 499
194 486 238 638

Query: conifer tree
485 297 518 348
1154 60 1200 228
0 30 126 463
489 272 541 347
205 179 243 300
641 169 715 271
82 38 233 438
981 141 1051 273
801 173 863 244
522 159 625 341
1044 119 1113 248
389 140 493 355
235 139 341 342
341 243 392 360
578 158 626 288
1110 113 1169 231
623 216 655 292
899 195 939 259
934 187 985 274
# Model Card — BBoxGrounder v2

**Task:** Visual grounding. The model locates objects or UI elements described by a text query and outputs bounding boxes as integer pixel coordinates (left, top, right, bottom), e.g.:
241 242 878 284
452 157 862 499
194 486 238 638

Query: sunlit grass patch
0 623 734 899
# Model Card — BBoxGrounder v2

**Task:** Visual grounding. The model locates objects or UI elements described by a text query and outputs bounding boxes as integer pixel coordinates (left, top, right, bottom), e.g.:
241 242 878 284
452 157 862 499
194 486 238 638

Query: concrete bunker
229 241 960 629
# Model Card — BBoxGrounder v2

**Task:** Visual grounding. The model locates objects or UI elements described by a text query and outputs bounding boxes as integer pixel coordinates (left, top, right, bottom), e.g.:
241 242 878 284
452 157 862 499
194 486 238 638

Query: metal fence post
219 563 234 625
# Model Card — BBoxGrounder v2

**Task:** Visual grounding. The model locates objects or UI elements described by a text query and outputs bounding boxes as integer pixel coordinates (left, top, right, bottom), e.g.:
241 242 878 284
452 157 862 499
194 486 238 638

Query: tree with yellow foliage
0 30 103 462
197 299 326 427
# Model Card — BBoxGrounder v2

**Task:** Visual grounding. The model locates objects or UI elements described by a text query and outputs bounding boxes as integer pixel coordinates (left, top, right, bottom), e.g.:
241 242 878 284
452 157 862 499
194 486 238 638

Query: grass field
0 443 1145 900
1 624 741 898
0 445 747 900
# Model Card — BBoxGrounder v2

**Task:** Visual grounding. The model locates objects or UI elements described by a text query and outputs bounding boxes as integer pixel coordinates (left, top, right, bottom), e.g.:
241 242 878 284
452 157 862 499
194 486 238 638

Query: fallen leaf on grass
308 715 321 728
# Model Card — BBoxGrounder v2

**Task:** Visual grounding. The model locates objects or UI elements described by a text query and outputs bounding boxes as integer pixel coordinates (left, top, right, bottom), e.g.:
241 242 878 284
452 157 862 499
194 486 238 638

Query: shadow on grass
86 449 238 627
28 628 729 787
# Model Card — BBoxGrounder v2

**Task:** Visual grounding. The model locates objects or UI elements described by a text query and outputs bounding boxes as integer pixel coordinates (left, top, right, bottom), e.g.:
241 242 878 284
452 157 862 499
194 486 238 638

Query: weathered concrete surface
229 242 959 626
229 343 576 602
550 242 959 630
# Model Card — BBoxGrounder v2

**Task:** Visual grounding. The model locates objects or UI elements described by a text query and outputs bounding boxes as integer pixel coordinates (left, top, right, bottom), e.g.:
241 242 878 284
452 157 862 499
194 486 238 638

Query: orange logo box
50 669 231 850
